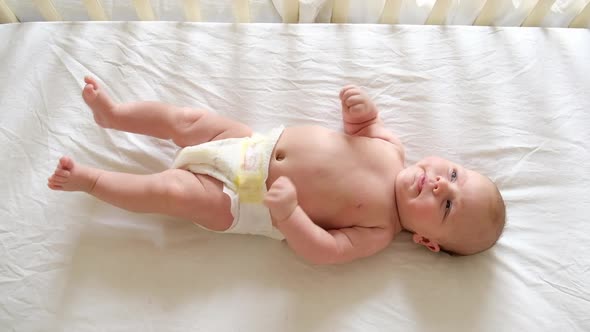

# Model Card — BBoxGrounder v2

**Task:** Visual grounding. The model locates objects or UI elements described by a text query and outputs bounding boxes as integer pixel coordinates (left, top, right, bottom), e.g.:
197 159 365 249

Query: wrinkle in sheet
50 45 95 88
540 276 590 304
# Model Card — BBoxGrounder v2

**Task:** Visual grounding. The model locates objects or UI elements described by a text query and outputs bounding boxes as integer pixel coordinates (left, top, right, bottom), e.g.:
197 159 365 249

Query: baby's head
395 156 505 255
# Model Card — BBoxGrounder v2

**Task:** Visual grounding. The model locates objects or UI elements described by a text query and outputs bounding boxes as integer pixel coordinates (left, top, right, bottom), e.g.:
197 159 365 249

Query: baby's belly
267 126 351 188
266 126 397 228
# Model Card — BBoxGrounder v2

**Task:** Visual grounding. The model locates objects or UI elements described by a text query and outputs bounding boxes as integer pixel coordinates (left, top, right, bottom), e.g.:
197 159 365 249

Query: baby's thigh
165 170 234 232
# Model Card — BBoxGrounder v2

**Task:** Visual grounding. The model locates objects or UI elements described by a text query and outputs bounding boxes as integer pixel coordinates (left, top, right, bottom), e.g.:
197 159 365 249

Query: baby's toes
84 76 99 86
47 181 63 190
82 84 99 103
59 156 74 170
49 174 67 185
53 168 71 178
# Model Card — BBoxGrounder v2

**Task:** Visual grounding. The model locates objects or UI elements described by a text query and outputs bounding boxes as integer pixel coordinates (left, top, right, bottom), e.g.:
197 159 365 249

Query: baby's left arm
264 177 393 265
340 85 402 147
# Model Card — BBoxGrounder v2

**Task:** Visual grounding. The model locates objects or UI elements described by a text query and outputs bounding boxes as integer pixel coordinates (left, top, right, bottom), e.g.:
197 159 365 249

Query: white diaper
171 126 285 240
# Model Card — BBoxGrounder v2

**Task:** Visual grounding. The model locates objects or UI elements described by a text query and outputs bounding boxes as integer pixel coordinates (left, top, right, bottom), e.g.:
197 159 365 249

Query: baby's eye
444 200 452 218
450 169 458 182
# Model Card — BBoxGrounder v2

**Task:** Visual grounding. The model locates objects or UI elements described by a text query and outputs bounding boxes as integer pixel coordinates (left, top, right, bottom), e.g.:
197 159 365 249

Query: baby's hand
264 176 298 224
340 85 372 116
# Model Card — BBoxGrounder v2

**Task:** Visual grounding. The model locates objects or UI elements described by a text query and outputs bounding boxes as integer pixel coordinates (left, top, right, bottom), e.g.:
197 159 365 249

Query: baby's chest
312 188 393 229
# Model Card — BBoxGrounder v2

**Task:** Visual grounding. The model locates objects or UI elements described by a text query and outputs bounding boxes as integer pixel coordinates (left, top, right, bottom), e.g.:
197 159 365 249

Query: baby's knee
171 108 207 146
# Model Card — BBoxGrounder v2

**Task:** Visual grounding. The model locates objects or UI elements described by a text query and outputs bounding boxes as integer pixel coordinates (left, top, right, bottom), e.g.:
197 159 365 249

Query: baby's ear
412 234 440 253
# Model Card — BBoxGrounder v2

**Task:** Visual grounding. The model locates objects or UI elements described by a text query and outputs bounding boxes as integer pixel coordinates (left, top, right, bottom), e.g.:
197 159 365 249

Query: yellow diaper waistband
235 135 266 203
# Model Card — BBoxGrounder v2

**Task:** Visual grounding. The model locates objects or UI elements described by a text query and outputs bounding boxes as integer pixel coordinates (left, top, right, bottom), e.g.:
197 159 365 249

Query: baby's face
395 156 497 253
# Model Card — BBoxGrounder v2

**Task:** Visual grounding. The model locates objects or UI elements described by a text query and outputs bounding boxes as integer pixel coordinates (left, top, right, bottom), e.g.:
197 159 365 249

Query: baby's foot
47 156 100 193
82 76 117 128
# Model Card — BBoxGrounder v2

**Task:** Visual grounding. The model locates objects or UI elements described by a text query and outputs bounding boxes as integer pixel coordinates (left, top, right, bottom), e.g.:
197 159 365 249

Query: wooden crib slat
379 0 402 24
569 1 590 28
425 0 452 25
0 0 18 23
234 0 250 23
132 0 156 21
331 0 349 23
83 0 108 21
473 0 501 26
183 0 201 21
282 0 299 23
521 0 556 27
3 0 585 28
33 0 62 21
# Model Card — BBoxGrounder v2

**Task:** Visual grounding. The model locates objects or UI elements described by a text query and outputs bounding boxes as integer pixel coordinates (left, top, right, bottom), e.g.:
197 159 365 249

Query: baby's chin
393 170 412 227
395 165 418 192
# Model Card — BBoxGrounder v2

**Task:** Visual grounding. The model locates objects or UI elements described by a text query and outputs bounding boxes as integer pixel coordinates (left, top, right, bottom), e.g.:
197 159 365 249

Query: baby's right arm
264 177 393 265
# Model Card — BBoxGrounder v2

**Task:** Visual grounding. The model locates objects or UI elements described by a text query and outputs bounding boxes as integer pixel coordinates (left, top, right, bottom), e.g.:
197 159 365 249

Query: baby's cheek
407 202 428 219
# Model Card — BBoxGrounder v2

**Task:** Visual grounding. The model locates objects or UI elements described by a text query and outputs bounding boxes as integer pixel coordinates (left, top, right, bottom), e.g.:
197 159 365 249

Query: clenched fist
264 176 298 224
340 85 374 118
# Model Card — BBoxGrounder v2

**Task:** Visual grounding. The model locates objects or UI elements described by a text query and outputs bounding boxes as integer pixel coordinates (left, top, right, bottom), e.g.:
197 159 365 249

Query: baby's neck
391 194 405 234
392 179 409 233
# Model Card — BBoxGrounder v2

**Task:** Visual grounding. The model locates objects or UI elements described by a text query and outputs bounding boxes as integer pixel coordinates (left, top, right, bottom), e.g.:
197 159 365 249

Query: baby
48 77 506 264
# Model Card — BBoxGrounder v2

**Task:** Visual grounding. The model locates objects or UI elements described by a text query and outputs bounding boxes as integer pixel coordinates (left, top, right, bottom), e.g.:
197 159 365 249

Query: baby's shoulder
371 136 405 166
384 137 405 162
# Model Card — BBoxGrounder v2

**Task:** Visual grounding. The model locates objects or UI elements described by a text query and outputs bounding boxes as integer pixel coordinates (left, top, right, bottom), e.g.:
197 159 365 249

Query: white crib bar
183 0 201 21
0 0 17 23
83 0 108 21
521 0 556 27
569 1 590 28
425 0 452 25
33 0 62 21
234 0 250 23
132 0 156 20
379 0 402 24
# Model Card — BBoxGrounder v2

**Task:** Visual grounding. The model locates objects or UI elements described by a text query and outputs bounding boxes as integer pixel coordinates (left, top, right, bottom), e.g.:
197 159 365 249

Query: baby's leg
48 156 233 231
82 76 252 147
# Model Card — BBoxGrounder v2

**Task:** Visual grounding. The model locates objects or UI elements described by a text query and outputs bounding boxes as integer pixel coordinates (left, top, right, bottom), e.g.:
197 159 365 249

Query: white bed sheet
1 22 589 331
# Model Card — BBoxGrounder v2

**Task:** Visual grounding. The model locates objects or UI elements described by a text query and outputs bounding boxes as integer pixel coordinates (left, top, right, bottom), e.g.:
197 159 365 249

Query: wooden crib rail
0 0 17 23
0 0 588 28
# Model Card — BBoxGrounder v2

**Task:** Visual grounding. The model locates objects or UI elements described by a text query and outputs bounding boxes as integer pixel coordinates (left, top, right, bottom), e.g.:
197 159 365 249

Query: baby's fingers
263 191 281 207
349 104 366 113
271 176 295 190
345 95 365 107
342 88 360 101
340 85 358 99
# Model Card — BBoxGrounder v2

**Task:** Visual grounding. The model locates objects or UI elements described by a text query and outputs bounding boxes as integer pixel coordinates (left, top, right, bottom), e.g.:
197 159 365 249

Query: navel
275 150 286 161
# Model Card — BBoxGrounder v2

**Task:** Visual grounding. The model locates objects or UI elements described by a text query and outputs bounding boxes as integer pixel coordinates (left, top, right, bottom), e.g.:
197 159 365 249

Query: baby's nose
432 176 441 187
433 176 448 192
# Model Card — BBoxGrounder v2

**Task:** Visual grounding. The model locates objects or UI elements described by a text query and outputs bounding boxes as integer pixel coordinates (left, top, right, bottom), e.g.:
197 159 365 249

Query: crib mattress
1 22 589 331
